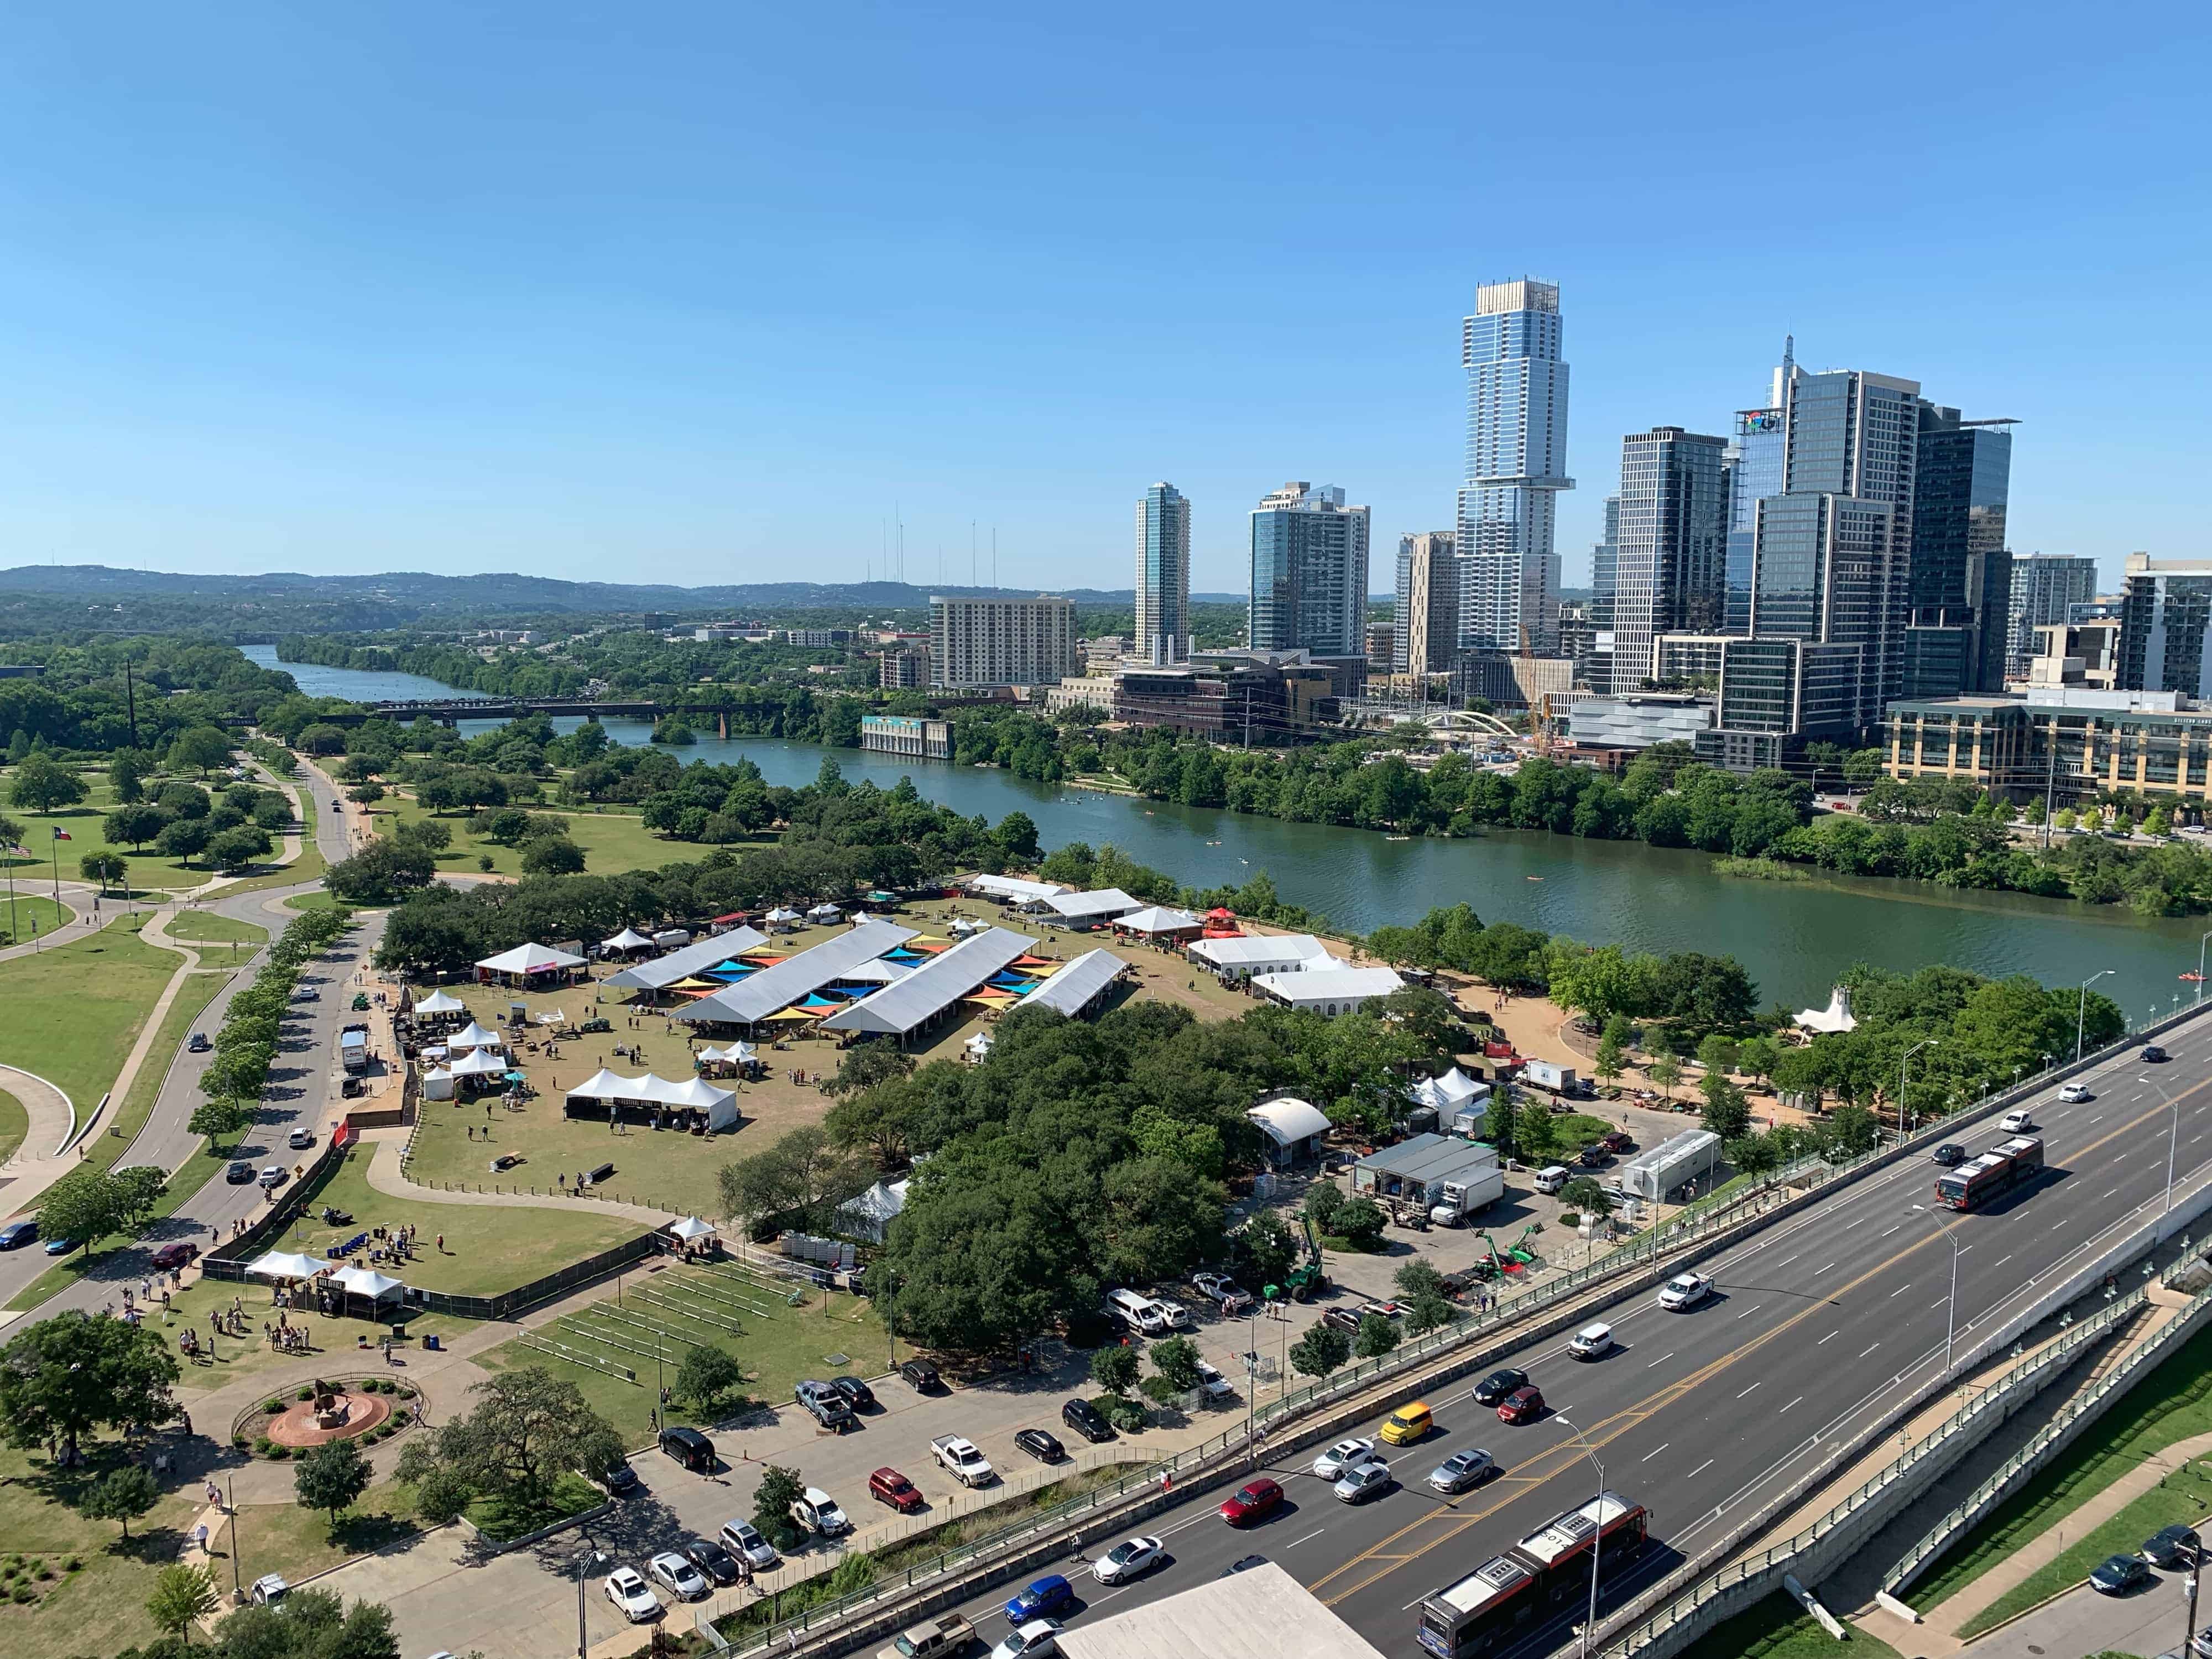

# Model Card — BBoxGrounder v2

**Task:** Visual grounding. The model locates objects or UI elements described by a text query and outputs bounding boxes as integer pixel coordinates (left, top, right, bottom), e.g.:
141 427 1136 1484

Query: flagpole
50 827 62 910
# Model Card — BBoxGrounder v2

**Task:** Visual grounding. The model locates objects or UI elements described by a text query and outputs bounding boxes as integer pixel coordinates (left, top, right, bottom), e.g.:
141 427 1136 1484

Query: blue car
43 1237 75 1255
1003 1574 1074 1624
0 1220 36 1249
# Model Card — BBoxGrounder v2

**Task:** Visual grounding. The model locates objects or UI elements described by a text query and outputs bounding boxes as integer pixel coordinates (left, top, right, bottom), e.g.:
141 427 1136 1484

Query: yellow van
1379 1400 1433 1445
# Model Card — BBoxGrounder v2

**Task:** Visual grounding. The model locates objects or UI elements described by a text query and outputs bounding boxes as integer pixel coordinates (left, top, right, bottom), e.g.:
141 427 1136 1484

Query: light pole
2151 1079 2181 1217
225 1474 242 1604
1900 1039 1939 1137
1553 1415 1608 1659
2200 931 2212 1002
574 1534 602 1659
2078 970 2115 1061
1913 1205 1964 1374
2184 1538 2204 1659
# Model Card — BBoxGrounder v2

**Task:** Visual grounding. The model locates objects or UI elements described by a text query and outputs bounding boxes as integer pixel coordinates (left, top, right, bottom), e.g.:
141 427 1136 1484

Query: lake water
248 646 2211 1019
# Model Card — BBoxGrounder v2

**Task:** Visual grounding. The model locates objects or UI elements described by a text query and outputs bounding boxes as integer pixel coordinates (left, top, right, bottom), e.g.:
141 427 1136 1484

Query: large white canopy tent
602 925 769 993
446 1021 505 1054
601 927 655 955
244 1250 330 1284
474 942 588 984
564 1068 739 1131
411 989 468 1016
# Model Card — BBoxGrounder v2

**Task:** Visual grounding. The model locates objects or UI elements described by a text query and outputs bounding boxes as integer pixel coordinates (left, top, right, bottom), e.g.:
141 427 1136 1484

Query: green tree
1695 1034 1740 1077
156 816 212 867
1394 1259 1446 1301
1288 1322 1351 1381
1735 1035 1780 1084
80 851 127 892
206 826 272 874
1824 1103 1881 1160
348 782 386 806
1238 1209 1297 1289
1303 1182 1345 1233
1592 1037 1624 1089
1700 1077 1752 1142
168 727 233 775
106 801 167 849
147 1562 220 1644
295 1437 373 1528
1646 1053 1682 1099
520 835 586 875
108 750 149 805
1332 1194 1387 1250
83 1464 160 1540
392 1368 623 1519
1405 1292 1455 1335
1353 1311 1401 1359
750 1464 806 1552
0 1309 180 1460
1559 1177 1614 1217
675 1345 745 1413
1147 1335 1202 1392
8 752 87 814
1514 1095 1559 1164
1090 1344 1141 1396
187 1098 253 1147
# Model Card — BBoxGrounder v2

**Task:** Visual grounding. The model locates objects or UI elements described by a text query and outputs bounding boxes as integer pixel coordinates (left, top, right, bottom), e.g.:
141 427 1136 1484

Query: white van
1533 1165 1572 1196
1567 1322 1614 1360
1107 1288 1171 1337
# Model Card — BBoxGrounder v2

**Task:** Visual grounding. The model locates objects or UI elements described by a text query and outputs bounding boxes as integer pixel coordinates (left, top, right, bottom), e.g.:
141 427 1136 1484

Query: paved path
0 881 92 962
362 1130 679 1227
0 1065 79 1207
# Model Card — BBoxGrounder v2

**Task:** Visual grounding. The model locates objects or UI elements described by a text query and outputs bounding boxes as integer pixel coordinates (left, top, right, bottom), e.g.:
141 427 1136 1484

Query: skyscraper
1393 531 1460 676
1902 408 2016 696
1134 482 1192 666
1458 278 1573 654
930 595 1077 689
2008 553 2100 677
1590 496 1619 628
1609 426 1729 690
1249 482 1370 656
1723 365 1788 636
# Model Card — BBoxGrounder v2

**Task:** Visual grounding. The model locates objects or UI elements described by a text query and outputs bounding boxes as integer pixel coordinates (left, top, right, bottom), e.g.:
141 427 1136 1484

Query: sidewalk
0 881 94 963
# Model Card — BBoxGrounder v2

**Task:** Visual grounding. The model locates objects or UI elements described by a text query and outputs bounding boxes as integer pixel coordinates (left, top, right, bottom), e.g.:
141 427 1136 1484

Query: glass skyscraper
1590 495 1619 628
1610 426 1729 690
1457 278 1572 654
1135 482 1192 666
1249 482 1370 656
1903 409 2015 696
1393 531 1460 676
1724 405 1784 634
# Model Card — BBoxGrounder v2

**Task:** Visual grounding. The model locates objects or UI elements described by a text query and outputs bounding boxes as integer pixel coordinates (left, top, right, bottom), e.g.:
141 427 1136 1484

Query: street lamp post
2078 970 2115 1062
2199 931 2212 1002
1914 1205 1964 1374
1901 1039 1939 1138
1553 1416 1608 1659
2151 1079 2182 1217
574 1535 602 1659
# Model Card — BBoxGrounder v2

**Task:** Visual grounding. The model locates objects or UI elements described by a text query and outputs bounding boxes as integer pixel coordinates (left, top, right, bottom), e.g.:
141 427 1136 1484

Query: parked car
718 1521 778 1571
2145 1524 2201 1568
1658 1272 1713 1312
1597 1130 1635 1154
42 1235 75 1255
1192 1270 1254 1314
656 1426 714 1472
188 1032 211 1053
1333 1459 1392 1504
682 1538 740 1587
1150 1297 1193 1329
257 1166 286 1190
1321 1307 1364 1334
1931 1143 1966 1166
868 1467 925 1513
1219 1478 1283 1526
1061 1398 1113 1443
898 1358 942 1392
646 1552 707 1602
829 1375 877 1412
226 1160 254 1184
991 1619 1062 1659
1577 1144 1611 1168
0 1220 35 1250
149 1242 200 1272
794 1380 855 1431
598 1460 639 1495
603 1567 660 1621
2143 1044 2171 1063
1091 1535 1164 1584
1312 1438 1379 1480
1472 1368 1528 1406
2090 1553 2151 1594
1192 1360 1235 1402
1014 1428 1066 1464
1498 1385 1546 1424
790 1486 850 1537
1003 1574 1076 1624
1220 1554 1269 1578
1427 1448 1494 1493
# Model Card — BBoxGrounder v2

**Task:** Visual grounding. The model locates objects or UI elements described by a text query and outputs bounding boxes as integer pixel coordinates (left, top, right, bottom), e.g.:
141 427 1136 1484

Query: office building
1114 649 1344 742
1589 495 1619 627
928 594 1077 690
1364 619 1395 669
878 646 928 689
1249 482 1370 656
2008 554 2101 677
1609 426 1729 695
2119 554 2212 697
1568 692 1717 752
859 714 950 760
1902 406 2016 697
1888 688 2212 808
1723 383 1787 635
1392 531 1461 676
2025 618 2120 690
1134 483 1192 666
1458 278 1573 654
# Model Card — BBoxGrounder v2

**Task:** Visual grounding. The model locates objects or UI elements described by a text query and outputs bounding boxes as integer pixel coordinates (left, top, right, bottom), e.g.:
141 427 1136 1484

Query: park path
360 1129 681 1226
0 880 93 962
0 1065 79 1206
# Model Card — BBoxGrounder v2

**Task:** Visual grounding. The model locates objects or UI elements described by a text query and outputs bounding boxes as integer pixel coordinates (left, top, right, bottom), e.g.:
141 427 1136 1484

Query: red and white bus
1416 1491 1651 1658
1935 1136 2043 1212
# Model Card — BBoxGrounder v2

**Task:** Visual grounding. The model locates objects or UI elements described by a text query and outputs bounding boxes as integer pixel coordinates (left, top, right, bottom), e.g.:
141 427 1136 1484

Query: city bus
1934 1136 2043 1212
1416 1491 1651 1658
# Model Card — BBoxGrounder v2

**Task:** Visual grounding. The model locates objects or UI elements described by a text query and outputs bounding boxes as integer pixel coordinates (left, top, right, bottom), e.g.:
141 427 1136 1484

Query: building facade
1609 426 1729 695
1902 406 2016 697
1589 494 1619 628
1392 531 1460 676
2119 554 2212 697
858 714 951 760
928 594 1077 690
1887 689 2212 807
1567 692 1717 751
1458 278 1573 654
1134 482 1192 666
2008 554 2101 677
878 646 929 688
1723 399 1786 634
1249 482 1370 656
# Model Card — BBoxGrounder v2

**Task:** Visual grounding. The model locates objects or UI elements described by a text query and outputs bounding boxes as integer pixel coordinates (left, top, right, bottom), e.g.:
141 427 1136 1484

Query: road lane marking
1819 1331 1839 1344
1817 1262 1837 1275
1688 1458 1713 1478
1286 1528 1326 1547
1641 1443 1669 1462
1779 1396 1803 1414
1889 1285 1910 1298
1737 1380 1763 1399
1860 1342 1882 1357
1880 1225 1900 1238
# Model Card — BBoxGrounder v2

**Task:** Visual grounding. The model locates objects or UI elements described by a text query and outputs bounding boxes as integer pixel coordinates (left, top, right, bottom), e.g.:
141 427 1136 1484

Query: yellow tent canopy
666 977 720 990
762 1006 822 1021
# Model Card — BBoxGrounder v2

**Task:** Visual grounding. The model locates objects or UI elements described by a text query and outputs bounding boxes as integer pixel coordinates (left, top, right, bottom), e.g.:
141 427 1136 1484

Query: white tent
1115 905 1202 936
1412 1066 1485 1110
947 916 988 937
696 1042 759 1065
602 927 655 955
450 1047 509 1077
669 1215 717 1244
807 902 843 922
964 1030 994 1061
421 1066 455 1100
839 1178 910 1244
568 1066 637 1099
566 1067 738 1129
244 1250 330 1283
763 906 802 925
446 1021 504 1053
835 959 909 984
411 989 467 1016
1796 985 1858 1034
330 1265 406 1299
474 942 587 978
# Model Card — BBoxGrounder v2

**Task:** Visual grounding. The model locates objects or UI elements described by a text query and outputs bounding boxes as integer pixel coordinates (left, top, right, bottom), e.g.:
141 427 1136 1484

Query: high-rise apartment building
928 594 1077 690
1392 531 1461 676
1902 407 2016 697
1609 426 1729 691
1134 482 1192 666
1723 385 1787 635
1590 496 1619 628
1458 278 1573 654
2119 554 2212 697
2008 553 2100 677
1249 482 1370 656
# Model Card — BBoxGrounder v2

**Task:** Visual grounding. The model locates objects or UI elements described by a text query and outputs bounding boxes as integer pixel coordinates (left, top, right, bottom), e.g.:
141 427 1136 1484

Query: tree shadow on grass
328 1510 419 1556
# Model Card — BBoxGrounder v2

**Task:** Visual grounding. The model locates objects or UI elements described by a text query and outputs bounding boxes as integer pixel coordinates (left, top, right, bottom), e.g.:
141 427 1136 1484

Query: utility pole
124 656 140 750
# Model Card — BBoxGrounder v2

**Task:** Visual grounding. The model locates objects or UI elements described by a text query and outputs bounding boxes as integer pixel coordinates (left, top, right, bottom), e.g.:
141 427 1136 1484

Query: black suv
829 1376 876 1412
684 1538 741 1587
1473 1367 1529 1406
2145 1524 2200 1567
2143 1044 2171 1062
1061 1397 1114 1443
1931 1144 1966 1167
898 1359 942 1392
226 1160 254 1184
657 1426 716 1472
1014 1428 1066 1464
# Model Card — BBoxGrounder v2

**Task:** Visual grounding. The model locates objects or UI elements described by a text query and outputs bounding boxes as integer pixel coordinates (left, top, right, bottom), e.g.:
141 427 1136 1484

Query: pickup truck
875 1613 975 1659
930 1434 995 1488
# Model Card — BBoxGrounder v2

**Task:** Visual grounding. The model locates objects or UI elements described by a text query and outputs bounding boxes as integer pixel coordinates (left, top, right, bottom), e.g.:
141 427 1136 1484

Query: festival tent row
564 1067 739 1131
820 926 1037 1040
1011 947 1127 1018
603 925 770 993
678 919 919 1027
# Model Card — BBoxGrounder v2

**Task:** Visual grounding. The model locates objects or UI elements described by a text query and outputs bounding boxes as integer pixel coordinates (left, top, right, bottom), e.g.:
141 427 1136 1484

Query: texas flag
51 827 71 841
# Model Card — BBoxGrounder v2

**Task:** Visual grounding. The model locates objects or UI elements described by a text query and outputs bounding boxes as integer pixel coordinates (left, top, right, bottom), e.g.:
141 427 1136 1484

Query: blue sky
0 2 2203 597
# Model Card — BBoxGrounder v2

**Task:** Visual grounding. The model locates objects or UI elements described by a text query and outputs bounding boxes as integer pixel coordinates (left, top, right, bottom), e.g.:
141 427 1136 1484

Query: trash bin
423 1333 441 1352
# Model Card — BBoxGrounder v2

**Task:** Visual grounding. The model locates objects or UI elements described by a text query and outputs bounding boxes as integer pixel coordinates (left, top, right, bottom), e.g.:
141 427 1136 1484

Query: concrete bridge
347 697 663 727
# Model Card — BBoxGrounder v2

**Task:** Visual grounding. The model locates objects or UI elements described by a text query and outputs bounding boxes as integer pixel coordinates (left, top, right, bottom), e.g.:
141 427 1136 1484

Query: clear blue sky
0 2 2203 597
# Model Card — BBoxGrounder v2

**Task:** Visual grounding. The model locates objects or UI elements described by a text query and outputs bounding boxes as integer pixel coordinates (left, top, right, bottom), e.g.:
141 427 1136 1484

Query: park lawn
1958 1454 2212 1636
0 1439 203 1659
0 892 72 947
5 1152 224 1310
154 1272 471 1399
78 966 231 1180
478 1260 886 1444
226 1478 421 1588
1674 1595 1901 1659
465 1473 603 1543
0 913 178 1124
1 773 206 893
380 791 683 878
408 1088 729 1218
1907 1317 2212 1615
164 909 269 946
275 1145 645 1300
0 1087 27 1164
202 836 325 899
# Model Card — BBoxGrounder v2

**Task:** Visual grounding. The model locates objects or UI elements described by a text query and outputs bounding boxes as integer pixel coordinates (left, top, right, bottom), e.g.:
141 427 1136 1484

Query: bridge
331 697 664 727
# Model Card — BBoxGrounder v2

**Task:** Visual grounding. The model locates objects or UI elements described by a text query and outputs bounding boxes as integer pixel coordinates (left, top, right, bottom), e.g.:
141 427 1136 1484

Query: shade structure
1042 887 1143 924
330 1265 406 1300
474 942 587 977
696 1042 758 1065
450 1047 509 1077
677 919 919 1026
822 926 1039 1037
602 927 654 954
602 925 770 992
763 1006 821 1021
446 1021 505 1053
246 1250 330 1282
421 1066 455 1100
669 1215 717 1243
964 874 1067 902
411 989 468 1016
763 906 803 924
1012 947 1125 1019
565 1067 738 1130
834 959 909 985
806 902 842 921
1114 905 1202 937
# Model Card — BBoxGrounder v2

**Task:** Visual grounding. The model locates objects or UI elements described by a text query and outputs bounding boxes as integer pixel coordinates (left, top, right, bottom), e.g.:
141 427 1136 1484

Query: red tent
1202 906 1243 939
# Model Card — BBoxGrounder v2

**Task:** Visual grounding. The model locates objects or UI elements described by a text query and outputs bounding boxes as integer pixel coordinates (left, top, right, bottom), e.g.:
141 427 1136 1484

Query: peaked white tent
806 902 843 922
565 1068 739 1130
1412 1066 1485 1110
420 1066 455 1100
1114 905 1202 937
1796 985 1858 1034
602 927 654 955
245 1250 330 1283
474 942 588 982
669 1215 717 1244
446 1021 504 1053
330 1265 406 1299
411 989 467 1016
450 1047 509 1078
763 906 803 925
696 1042 759 1065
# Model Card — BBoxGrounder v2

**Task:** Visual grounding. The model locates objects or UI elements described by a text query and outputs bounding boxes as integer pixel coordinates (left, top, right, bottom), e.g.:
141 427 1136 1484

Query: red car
1598 1131 1635 1154
149 1242 200 1272
1498 1385 1546 1424
1219 1477 1284 1526
868 1467 925 1514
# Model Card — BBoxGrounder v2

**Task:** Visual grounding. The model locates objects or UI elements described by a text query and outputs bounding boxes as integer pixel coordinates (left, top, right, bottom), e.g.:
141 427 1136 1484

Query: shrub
393 1408 413 1426
1100 1395 1148 1433
253 1437 274 1456
398 1386 417 1400
1558 1211 1580 1228
265 1399 286 1413
12 1583 35 1604
64 1557 82 1573
268 1444 292 1460
1138 1375 1182 1405
1320 1234 1354 1253
35 1563 52 1580
297 1386 314 1401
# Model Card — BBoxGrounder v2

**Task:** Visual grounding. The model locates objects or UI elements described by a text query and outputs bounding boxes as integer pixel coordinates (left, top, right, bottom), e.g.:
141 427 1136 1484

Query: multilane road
907 1018 2212 1658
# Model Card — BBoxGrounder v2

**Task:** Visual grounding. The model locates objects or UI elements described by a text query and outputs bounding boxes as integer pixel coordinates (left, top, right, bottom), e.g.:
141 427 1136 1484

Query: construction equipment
1283 1215 1329 1301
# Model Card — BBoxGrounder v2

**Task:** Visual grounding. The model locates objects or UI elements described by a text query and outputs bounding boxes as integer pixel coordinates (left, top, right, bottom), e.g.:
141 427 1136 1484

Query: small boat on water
1385 834 1410 842
1526 875 1544 881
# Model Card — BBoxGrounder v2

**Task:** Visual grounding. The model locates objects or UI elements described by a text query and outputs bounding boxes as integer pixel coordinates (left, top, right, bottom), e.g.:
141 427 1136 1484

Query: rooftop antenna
992 526 998 592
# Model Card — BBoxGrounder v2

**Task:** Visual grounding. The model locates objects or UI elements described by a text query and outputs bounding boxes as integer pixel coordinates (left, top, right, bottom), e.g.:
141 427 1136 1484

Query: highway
904 1017 2212 1658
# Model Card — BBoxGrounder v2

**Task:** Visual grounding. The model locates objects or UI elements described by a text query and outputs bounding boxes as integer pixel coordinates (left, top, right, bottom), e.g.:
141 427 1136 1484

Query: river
248 646 2211 1020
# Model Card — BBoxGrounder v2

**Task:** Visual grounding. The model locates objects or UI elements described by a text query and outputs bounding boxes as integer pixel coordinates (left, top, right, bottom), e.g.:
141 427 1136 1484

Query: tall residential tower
1393 531 1461 676
1249 482 1370 656
1609 426 1729 689
1458 278 1573 654
1134 482 1192 666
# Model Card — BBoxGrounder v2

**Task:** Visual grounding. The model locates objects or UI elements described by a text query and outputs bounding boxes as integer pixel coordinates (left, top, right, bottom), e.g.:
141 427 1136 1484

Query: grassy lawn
161 1273 471 1399
204 836 325 898
1675 1595 1901 1659
6 1157 222 1311
76 964 231 1181
0 1087 27 1164
477 1260 885 1443
0 772 228 894
378 792 681 878
0 914 178 1122
0 892 72 947
1960 1455 2212 1635
1909 1318 2212 1616
465 1472 602 1543
164 909 269 946
0 1441 203 1658
226 1478 421 1587
408 1087 731 1218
